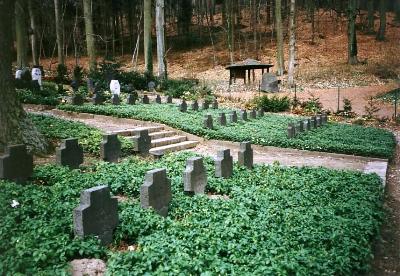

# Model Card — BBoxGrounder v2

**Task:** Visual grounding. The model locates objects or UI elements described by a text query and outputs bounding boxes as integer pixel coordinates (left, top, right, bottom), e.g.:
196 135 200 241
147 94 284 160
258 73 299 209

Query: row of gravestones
73 142 255 245
71 92 174 106
287 114 328 138
0 132 153 182
203 109 264 129
179 98 219 112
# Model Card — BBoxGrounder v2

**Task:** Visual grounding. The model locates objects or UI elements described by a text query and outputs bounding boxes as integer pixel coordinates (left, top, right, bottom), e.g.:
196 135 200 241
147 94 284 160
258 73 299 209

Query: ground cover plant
58 103 396 159
29 114 132 155
0 152 384 274
17 82 63 106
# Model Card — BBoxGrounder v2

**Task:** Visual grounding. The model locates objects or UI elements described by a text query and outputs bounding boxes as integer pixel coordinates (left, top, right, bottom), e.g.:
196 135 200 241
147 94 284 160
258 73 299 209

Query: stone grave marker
92 93 104 105
202 100 209 110
73 185 118 245
215 149 233 178
140 168 172 217
303 120 309 131
257 109 264 117
111 94 120 105
31 67 42 86
212 98 218 109
72 94 84 105
191 100 199 111
316 115 321 127
156 95 162 104
127 93 138 105
56 138 83 169
131 129 151 155
238 142 253 169
311 116 317 128
167 95 173 103
87 79 95 94
260 73 279 92
110 80 121 95
299 120 304 132
0 144 33 183
15 69 22 79
100 134 121 163
250 109 257 119
240 110 248 121
203 114 213 129
143 95 150 104
218 112 227 126
287 125 295 138
180 100 187 112
306 119 312 131
183 157 207 194
148 81 156 92
321 114 328 124
229 111 238 124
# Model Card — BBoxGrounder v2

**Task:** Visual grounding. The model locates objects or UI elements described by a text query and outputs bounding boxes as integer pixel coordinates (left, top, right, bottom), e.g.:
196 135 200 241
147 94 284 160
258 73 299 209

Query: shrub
17 82 63 106
301 94 323 114
253 95 291 112
55 64 69 84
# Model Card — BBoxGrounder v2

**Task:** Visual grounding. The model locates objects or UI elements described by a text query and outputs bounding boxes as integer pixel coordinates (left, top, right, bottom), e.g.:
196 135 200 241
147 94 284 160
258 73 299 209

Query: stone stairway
111 126 199 156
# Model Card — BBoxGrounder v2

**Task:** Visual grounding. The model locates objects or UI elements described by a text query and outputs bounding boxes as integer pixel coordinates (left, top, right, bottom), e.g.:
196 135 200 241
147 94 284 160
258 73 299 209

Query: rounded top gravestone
31 67 42 86
15 69 22 79
110 80 121 95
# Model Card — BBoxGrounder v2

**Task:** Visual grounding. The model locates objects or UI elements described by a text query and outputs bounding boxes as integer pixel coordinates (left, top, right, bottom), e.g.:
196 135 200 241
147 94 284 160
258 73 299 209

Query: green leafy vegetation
17 82 62 106
0 152 384 274
29 114 133 156
58 103 396 159
253 95 291 112
375 88 400 103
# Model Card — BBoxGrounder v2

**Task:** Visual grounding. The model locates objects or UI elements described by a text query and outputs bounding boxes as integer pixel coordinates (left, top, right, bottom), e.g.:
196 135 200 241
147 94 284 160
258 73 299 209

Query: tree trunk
54 0 64 65
0 0 46 153
347 0 358 65
287 0 296 87
275 0 284 75
376 0 386 41
28 0 39 66
144 0 153 77
156 0 167 79
367 0 374 33
226 0 235 63
15 0 29 68
395 0 400 23
83 0 97 72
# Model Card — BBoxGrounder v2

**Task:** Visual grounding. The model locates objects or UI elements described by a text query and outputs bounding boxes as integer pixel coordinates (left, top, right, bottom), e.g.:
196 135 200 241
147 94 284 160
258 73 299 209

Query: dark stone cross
183 157 207 194
140 168 172 217
229 111 238 123
191 100 199 111
180 100 187 112
56 138 84 169
143 95 150 104
167 95 173 103
73 185 118 245
240 110 248 121
238 142 253 169
212 98 218 109
203 114 213 129
156 95 162 104
127 93 138 105
218 112 227 126
111 94 120 105
131 129 151 155
215 149 233 178
0 144 33 183
100 134 121 163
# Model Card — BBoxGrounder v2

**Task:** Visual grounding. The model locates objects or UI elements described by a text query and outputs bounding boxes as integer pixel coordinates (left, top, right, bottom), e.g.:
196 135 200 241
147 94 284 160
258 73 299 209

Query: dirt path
27 106 388 183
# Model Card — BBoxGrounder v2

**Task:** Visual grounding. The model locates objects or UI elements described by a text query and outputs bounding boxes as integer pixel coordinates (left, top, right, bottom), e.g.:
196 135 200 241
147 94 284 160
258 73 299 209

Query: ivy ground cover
0 152 384 274
59 103 396 159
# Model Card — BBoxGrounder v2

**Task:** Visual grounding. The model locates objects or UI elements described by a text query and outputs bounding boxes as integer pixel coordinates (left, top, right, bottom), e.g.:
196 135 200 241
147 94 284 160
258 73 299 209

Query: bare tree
83 0 97 71
275 0 284 75
287 0 296 87
54 0 65 65
144 0 153 77
156 0 167 79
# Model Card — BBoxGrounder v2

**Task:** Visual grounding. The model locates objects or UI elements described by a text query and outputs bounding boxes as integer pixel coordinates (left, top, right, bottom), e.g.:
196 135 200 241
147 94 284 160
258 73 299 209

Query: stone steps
149 141 200 156
111 125 198 156
151 135 187 147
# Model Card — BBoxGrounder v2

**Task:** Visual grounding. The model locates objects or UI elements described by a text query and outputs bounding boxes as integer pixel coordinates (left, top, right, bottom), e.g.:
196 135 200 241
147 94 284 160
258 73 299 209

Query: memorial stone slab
100 134 121 163
212 99 218 109
31 67 42 86
240 110 248 121
250 109 257 119
180 100 188 112
111 94 120 105
56 138 83 169
288 124 295 138
203 114 213 129
143 95 150 104
202 100 209 110
110 80 121 95
131 129 151 155
218 112 227 126
260 73 279 92
183 157 207 194
0 144 33 183
140 168 172 217
167 95 173 103
156 95 162 104
238 142 253 169
191 100 199 111
73 185 118 245
127 93 138 105
215 149 233 178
